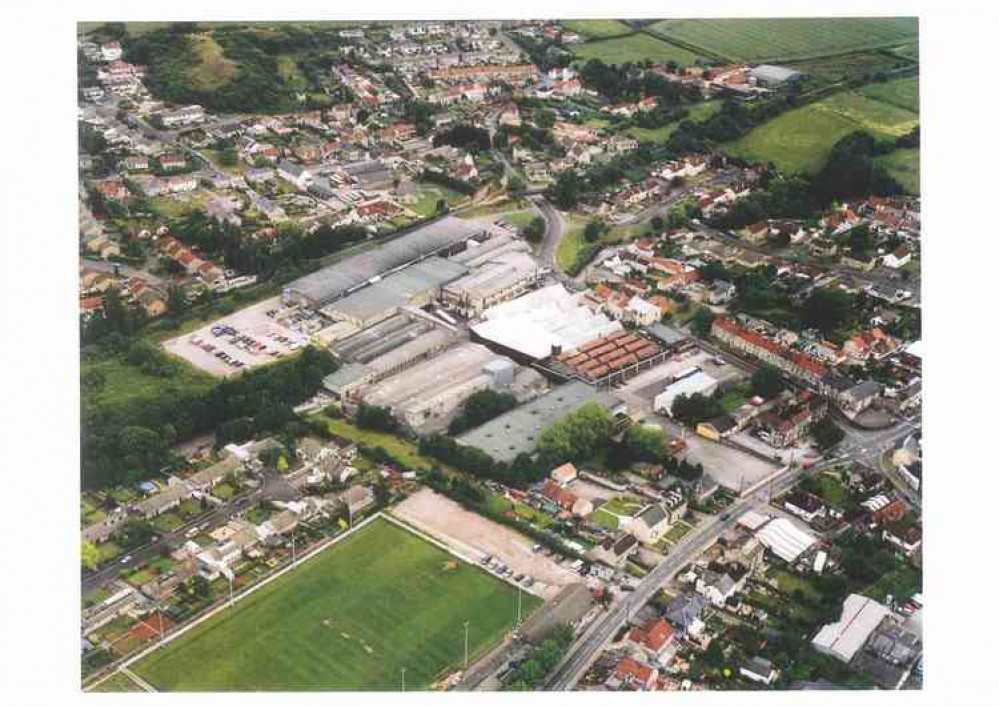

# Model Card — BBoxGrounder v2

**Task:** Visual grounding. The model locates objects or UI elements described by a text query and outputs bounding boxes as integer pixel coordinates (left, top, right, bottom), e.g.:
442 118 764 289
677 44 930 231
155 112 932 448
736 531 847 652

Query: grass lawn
212 483 236 500
132 518 539 691
773 569 823 602
602 496 644 516
625 101 722 143
561 19 634 39
662 520 694 544
151 512 184 534
97 541 123 564
276 55 308 91
647 18 918 62
590 508 620 532
785 52 910 87
723 85 919 174
90 672 146 692
572 33 701 66
82 355 215 412
858 75 920 112
410 183 467 218
315 415 434 471
721 386 750 413
862 563 922 603
876 148 920 194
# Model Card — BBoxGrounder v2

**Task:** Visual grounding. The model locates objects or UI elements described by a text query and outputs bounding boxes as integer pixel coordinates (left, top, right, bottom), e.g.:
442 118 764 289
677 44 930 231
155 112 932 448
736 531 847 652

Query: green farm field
572 33 701 66
723 78 919 174
647 17 918 62
858 76 920 112
132 518 539 691
561 19 634 39
876 148 920 194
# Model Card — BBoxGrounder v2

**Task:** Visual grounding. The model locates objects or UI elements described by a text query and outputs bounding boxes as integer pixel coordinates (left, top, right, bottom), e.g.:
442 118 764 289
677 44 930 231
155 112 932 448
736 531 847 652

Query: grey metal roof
749 64 803 84
284 216 484 306
456 380 624 463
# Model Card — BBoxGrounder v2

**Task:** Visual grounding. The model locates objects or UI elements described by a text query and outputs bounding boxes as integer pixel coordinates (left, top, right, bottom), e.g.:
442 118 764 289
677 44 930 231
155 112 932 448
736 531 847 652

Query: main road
542 419 920 690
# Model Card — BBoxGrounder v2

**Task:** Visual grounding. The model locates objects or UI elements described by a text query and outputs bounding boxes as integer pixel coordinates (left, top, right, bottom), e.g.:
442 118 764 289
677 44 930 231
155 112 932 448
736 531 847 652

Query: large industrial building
441 234 544 317
282 216 487 308
360 342 544 432
457 380 627 463
319 256 468 328
323 312 460 399
470 283 623 361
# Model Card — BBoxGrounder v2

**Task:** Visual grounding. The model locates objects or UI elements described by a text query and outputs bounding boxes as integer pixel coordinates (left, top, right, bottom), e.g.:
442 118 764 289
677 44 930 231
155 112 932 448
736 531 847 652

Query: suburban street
542 416 921 690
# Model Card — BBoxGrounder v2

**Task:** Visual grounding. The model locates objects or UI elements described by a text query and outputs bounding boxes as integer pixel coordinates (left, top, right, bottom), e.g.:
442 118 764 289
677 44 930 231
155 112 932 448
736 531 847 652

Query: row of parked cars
191 336 246 368
479 554 535 588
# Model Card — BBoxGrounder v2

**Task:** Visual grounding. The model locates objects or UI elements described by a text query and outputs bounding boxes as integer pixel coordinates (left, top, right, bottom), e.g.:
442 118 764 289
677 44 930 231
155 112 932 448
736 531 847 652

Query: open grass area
590 507 620 532
90 671 146 692
858 75 920 112
647 18 918 62
785 52 911 86
132 518 538 691
572 33 701 66
315 415 434 471
555 215 598 274
187 34 238 92
721 386 750 413
276 55 308 92
625 101 722 143
862 562 922 603
723 83 919 174
410 183 468 218
876 148 920 194
561 19 634 39
82 357 216 412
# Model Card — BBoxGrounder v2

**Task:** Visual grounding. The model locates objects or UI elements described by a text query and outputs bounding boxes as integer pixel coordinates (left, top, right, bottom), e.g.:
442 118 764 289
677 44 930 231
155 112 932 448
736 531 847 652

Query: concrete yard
664 420 783 494
391 489 582 600
616 349 744 413
163 297 311 377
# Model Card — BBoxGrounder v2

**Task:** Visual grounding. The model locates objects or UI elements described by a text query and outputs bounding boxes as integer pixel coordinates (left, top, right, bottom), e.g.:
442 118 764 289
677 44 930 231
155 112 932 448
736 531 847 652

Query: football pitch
131 517 541 691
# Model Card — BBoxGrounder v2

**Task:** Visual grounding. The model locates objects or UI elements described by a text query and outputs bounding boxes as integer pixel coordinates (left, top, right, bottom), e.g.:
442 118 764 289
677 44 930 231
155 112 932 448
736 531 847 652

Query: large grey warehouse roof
456 380 625 463
284 216 485 306
749 64 802 84
322 257 468 322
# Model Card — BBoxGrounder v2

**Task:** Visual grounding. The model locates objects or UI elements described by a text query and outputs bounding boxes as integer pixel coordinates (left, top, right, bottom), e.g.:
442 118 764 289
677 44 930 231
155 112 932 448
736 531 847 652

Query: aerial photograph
77 16 923 693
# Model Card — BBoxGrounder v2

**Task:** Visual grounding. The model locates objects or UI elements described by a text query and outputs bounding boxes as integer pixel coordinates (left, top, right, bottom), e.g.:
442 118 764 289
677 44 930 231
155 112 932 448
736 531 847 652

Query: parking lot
391 489 583 601
163 297 312 377
616 349 746 414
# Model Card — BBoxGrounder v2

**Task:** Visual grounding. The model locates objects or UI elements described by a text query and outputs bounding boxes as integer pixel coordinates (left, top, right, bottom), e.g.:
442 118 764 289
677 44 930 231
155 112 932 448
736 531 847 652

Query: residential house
590 532 638 567
606 656 659 691
740 656 779 685
695 564 747 607
550 462 578 487
627 617 676 659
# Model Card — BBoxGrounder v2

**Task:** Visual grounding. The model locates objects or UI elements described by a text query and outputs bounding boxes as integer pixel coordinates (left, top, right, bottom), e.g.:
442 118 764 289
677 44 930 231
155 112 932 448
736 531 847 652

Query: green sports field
647 17 918 62
723 77 920 174
132 518 539 691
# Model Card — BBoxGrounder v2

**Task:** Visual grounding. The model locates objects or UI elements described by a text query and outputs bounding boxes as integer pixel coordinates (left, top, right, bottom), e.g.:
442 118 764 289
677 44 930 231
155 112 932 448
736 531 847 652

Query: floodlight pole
401 666 406 692
228 573 234 607
292 533 297 568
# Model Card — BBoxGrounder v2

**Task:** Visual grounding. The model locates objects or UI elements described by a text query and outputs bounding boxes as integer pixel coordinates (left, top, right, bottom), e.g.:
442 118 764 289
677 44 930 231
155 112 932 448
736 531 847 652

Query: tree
82 541 101 570
750 366 785 400
536 402 615 467
218 147 239 167
508 175 525 198
522 215 545 243
448 389 518 435
811 416 845 450
690 307 716 338
624 425 670 463
799 288 855 336
583 218 606 243
670 393 724 427
650 215 664 232
356 404 398 433
192 574 211 599
535 108 556 130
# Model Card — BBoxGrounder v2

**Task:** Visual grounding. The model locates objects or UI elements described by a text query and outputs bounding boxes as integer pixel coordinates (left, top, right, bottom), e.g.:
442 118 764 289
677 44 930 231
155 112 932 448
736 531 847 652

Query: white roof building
738 510 771 531
653 371 719 415
471 283 623 360
756 517 817 563
812 594 891 662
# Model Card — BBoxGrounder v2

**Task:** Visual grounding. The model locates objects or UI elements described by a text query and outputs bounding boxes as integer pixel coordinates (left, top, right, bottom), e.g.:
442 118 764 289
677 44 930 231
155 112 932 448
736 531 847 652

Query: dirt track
391 489 582 601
